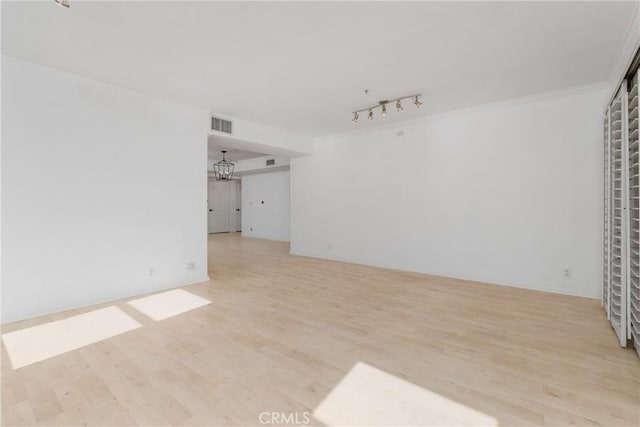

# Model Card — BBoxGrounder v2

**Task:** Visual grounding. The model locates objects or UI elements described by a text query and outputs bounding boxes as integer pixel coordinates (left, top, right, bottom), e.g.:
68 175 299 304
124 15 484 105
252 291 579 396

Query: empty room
1 1 640 426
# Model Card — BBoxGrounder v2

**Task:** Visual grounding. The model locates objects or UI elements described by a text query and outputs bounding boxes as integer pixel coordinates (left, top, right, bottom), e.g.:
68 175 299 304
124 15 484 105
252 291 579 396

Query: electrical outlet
563 269 571 278
187 262 196 270
328 244 332 251
149 268 154 277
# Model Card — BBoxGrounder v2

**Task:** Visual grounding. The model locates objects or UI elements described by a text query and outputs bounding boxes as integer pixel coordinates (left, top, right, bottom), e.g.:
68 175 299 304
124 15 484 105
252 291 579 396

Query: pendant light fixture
352 93 422 123
213 150 235 181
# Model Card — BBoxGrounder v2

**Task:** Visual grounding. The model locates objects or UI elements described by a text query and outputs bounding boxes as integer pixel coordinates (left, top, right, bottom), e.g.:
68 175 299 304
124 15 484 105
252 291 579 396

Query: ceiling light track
352 94 422 123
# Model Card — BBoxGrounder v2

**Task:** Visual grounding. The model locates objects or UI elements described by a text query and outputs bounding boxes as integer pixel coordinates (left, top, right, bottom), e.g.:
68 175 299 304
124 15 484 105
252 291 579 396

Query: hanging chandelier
213 150 235 181
352 94 422 123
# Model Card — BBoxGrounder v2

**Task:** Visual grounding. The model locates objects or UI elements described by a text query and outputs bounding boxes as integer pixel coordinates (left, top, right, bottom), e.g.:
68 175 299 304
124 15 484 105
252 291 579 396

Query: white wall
1 56 209 323
291 85 609 298
242 170 290 242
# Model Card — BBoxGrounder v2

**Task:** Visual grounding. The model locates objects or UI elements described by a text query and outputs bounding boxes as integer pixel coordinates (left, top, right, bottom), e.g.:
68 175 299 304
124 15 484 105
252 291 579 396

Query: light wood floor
2 233 639 426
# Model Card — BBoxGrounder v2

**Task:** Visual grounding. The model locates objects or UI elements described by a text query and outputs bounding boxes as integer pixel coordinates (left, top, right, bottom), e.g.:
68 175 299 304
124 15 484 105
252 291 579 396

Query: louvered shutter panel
628 72 640 357
610 85 628 347
604 108 611 318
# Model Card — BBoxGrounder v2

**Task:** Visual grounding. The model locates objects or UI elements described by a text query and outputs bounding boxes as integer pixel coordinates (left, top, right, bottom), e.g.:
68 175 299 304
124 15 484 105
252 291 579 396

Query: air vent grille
211 116 233 134
266 159 275 166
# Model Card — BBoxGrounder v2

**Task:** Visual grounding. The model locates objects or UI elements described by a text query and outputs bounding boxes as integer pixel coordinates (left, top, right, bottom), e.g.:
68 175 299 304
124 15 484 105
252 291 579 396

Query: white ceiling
208 138 268 162
2 1 635 137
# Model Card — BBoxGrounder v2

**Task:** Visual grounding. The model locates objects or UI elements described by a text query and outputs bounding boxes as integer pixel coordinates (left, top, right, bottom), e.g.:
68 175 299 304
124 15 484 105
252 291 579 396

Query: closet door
604 108 611 318
628 72 640 356
610 85 628 347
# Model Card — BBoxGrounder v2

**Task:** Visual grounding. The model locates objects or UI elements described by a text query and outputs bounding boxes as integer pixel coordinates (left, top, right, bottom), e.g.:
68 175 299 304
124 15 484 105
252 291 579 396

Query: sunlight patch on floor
1 306 141 369
313 362 498 426
126 289 211 321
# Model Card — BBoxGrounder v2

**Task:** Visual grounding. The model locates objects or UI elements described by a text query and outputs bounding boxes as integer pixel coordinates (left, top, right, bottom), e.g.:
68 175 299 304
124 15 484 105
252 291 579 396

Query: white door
208 181 231 233
235 181 242 232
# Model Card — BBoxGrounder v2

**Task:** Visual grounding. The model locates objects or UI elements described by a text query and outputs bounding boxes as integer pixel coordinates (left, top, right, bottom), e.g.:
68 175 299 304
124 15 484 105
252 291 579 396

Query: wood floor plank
1 400 37 427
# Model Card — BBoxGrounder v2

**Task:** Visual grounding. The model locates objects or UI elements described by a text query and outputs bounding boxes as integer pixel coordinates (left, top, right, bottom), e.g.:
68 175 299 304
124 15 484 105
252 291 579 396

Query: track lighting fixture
213 150 235 181
54 0 70 8
352 94 421 123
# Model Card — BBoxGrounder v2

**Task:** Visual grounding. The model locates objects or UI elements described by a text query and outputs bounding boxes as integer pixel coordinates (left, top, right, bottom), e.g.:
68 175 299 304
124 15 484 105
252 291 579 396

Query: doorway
234 181 242 232
207 180 241 233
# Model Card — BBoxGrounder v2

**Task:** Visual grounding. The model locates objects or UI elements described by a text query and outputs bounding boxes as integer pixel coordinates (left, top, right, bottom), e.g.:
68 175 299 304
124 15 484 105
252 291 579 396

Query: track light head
54 0 70 8
396 99 403 112
381 102 388 117
352 112 359 123
368 109 374 120
413 95 422 108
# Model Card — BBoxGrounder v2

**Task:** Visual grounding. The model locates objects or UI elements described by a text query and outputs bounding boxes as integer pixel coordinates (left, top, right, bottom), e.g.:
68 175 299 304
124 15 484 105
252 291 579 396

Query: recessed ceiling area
208 145 268 162
1 1 635 136
207 134 279 162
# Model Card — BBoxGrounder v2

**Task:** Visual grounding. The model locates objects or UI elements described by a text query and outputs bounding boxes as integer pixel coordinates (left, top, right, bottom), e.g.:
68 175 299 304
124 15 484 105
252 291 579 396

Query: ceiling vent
211 116 233 134
266 159 276 166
